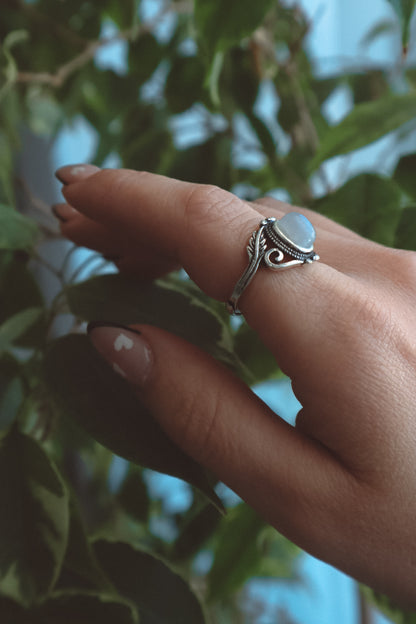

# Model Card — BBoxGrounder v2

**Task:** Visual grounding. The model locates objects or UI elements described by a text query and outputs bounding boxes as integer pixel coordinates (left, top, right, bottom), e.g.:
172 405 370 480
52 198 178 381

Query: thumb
87 322 350 554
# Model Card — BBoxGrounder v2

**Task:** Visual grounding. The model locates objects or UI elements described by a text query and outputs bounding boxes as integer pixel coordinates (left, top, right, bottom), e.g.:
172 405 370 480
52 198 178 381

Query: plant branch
16 1 193 89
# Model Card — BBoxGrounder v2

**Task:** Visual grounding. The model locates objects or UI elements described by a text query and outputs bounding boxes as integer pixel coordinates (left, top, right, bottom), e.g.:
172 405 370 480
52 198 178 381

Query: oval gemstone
273 212 316 251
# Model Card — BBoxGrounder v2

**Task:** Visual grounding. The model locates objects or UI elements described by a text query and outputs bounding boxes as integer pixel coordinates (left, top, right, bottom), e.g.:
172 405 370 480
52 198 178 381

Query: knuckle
392 249 416 290
338 287 397 348
182 183 245 233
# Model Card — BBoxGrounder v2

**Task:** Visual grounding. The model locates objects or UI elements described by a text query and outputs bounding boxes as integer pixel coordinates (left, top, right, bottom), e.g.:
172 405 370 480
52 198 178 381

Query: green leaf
361 19 398 48
0 427 69 606
93 539 206 623
207 503 299 601
117 467 150 525
361 585 416 623
0 307 43 353
0 590 138 624
385 0 416 47
36 590 138 624
234 323 282 384
394 204 416 250
194 0 275 56
313 174 403 245
55 496 115 593
0 376 23 432
393 153 416 199
310 93 416 171
43 334 224 512
0 253 46 348
0 205 39 251
105 0 138 29
165 55 205 114
65 274 244 381
171 503 222 562
128 32 164 85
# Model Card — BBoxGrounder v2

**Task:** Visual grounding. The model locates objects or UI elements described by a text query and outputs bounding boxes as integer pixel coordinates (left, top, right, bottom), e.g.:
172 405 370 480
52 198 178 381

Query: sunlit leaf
0 205 38 251
207 503 299 602
310 93 416 170
313 174 403 245
0 307 43 353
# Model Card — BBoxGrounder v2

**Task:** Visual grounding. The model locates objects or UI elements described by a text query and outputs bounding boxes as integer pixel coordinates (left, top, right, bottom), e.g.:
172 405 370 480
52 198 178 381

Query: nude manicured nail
87 322 152 386
55 163 100 185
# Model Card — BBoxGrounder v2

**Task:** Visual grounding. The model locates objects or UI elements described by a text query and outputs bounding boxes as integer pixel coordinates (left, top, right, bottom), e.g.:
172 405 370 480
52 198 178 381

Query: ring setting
227 213 320 315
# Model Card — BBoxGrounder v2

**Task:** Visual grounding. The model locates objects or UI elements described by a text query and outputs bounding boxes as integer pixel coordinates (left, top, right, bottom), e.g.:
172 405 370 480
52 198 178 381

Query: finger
53 202 179 278
87 321 356 567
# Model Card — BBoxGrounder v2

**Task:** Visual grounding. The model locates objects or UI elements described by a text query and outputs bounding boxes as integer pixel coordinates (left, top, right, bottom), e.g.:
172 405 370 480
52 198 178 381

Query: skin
54 164 416 607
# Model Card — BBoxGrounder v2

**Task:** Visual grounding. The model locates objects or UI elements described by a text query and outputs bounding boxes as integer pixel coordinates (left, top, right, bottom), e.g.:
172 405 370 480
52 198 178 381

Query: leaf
0 307 43 353
165 55 205 114
361 19 398 48
171 503 222 562
93 539 206 623
207 503 299 602
36 590 138 624
0 253 46 348
0 427 69 606
0 204 39 251
117 467 150 525
313 174 403 245
105 0 138 29
393 153 416 199
310 93 416 171
55 496 114 593
0 377 23 432
361 585 416 623
385 0 416 47
234 324 282 384
128 32 164 85
395 204 416 250
65 274 245 381
43 334 224 512
0 590 138 624
194 0 275 57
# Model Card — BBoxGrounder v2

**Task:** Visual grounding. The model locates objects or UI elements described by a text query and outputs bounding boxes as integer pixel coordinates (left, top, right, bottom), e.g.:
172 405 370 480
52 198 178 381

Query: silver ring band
227 213 319 315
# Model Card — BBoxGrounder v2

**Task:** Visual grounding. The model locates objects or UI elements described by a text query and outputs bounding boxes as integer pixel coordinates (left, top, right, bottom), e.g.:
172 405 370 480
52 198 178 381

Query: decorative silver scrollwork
226 216 319 315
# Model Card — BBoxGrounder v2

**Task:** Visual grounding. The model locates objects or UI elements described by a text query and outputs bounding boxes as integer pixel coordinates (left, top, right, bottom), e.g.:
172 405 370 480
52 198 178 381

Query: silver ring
226 213 320 315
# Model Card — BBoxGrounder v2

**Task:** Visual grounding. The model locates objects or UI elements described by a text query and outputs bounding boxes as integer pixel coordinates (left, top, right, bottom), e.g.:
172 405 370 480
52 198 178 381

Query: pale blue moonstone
274 212 316 251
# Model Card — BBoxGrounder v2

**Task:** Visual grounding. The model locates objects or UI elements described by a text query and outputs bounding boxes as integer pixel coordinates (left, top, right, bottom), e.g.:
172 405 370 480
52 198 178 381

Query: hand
54 164 416 606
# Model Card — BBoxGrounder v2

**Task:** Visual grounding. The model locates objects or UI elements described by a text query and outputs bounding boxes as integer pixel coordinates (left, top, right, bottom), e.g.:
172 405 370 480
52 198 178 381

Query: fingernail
52 203 77 223
55 164 100 185
87 322 152 386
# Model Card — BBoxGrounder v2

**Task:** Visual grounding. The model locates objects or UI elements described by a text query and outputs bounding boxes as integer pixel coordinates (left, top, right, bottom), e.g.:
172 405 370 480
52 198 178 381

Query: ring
226 213 320 315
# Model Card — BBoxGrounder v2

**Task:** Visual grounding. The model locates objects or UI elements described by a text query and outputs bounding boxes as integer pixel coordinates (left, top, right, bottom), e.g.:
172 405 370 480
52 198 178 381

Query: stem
16 2 193 89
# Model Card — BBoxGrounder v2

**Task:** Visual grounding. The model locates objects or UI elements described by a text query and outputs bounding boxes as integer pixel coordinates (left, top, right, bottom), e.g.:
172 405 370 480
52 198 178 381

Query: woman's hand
54 164 416 606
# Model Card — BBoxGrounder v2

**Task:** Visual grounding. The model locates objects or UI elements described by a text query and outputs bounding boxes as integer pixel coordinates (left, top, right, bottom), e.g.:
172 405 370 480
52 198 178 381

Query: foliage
0 0 415 622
